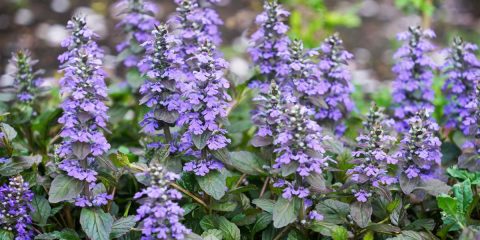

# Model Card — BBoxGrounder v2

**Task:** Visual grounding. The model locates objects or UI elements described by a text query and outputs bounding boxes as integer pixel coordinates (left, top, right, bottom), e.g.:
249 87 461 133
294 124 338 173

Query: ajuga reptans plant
57 16 112 207
9 50 43 104
391 26 436 131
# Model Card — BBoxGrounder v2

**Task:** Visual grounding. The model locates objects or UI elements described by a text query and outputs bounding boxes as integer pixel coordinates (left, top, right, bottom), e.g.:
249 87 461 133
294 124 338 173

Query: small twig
170 182 209 210
273 225 291 240
259 177 270 198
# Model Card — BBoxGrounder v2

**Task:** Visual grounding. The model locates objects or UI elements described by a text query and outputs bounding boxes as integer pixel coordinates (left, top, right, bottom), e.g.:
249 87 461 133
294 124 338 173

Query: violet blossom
391 26 436 131
135 164 191 240
458 85 480 171
347 104 397 202
57 16 111 206
115 0 159 68
395 110 442 180
248 0 290 91
442 37 480 136
0 176 34 240
251 81 282 147
9 50 43 104
139 24 181 134
315 34 354 135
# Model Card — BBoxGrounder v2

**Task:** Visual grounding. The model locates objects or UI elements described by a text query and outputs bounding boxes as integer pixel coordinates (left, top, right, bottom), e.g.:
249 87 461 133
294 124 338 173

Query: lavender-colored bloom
57 16 111 205
9 50 43 103
273 179 310 200
183 158 223 176
115 0 159 67
308 210 324 221
250 81 282 147
458 85 480 171
248 0 290 91
391 26 436 131
139 25 181 134
347 104 397 202
315 34 354 134
395 110 442 180
442 37 480 135
0 176 34 240
135 164 191 240
273 104 330 177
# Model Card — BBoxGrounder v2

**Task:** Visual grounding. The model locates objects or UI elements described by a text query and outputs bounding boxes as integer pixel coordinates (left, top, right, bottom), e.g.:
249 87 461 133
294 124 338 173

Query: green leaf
228 151 266 176
453 179 473 214
350 201 372 228
331 226 349 240
0 230 14 240
437 195 457 217
416 179 451 196
200 215 219 231
35 229 80 240
79 208 113 240
48 175 85 203
196 171 226 200
252 199 275 213
72 142 91 160
366 224 401 234
202 229 223 240
192 132 211 150
399 173 419 195
211 201 238 212
272 197 297 228
315 199 350 224
251 212 273 234
0 123 17 141
404 218 435 231
0 156 40 176
110 216 136 238
217 216 241 240
31 195 51 225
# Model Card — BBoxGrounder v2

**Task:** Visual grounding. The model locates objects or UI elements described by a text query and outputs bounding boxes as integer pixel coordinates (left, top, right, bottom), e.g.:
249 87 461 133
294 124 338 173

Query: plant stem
273 225 291 240
170 182 209 210
259 177 270 198
235 173 247 188
163 126 172 142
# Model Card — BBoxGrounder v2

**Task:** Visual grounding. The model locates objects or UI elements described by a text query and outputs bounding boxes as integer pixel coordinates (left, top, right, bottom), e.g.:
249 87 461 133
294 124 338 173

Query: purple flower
139 25 181 134
347 104 397 202
9 50 43 104
391 26 436 131
248 0 290 90
396 110 442 180
274 179 310 200
57 16 111 205
135 164 191 240
315 34 354 134
308 210 324 221
251 82 282 147
0 176 34 240
458 85 480 171
442 37 480 136
115 0 159 68
183 158 223 176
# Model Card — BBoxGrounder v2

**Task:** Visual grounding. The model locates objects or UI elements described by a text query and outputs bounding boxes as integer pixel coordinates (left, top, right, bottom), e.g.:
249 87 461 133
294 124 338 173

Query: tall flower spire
135 164 191 240
57 16 111 207
316 34 354 134
115 0 159 68
458 85 480 171
248 0 290 91
391 26 436 131
139 24 181 134
396 110 442 181
0 176 34 240
442 37 480 136
9 50 43 104
347 104 397 202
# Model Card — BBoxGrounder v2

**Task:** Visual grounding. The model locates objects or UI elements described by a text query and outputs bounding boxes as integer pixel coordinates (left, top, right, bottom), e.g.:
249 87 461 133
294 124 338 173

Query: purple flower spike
396 110 442 181
135 164 191 240
458 85 480 171
347 104 397 202
115 0 159 68
316 34 354 134
57 16 111 205
391 26 436 131
248 0 290 91
0 176 34 240
251 81 282 147
139 24 181 134
442 37 480 136
9 50 43 104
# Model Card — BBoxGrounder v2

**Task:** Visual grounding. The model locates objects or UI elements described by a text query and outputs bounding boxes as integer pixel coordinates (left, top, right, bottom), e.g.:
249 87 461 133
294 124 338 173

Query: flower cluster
251 81 282 147
0 176 34 240
273 104 330 177
57 16 111 206
139 25 181 134
273 179 310 200
135 164 191 240
396 110 442 180
391 26 436 131
315 34 354 134
458 85 480 171
347 104 397 202
115 0 159 67
9 50 43 103
442 37 480 136
248 0 290 91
